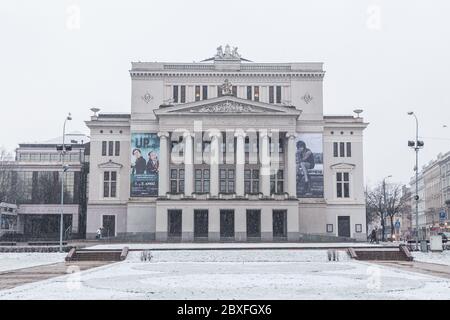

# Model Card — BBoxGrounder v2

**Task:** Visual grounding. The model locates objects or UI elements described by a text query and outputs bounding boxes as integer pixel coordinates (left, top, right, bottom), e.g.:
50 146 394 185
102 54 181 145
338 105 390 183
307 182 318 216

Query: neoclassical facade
85 46 368 241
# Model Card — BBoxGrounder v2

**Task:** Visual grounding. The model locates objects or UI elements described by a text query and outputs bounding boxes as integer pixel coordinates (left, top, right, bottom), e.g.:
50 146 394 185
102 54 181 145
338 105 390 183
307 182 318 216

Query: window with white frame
195 168 210 193
170 168 184 194
244 168 259 194
270 169 284 194
103 171 117 198
336 172 350 198
219 168 235 193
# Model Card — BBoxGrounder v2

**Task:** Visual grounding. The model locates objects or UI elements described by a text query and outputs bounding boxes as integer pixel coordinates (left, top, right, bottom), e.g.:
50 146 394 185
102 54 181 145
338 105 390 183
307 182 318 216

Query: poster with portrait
130 133 160 197
295 133 324 198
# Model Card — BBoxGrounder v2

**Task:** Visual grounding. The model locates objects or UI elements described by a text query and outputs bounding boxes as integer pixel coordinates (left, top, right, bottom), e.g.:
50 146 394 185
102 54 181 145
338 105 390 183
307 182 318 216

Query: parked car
438 232 450 243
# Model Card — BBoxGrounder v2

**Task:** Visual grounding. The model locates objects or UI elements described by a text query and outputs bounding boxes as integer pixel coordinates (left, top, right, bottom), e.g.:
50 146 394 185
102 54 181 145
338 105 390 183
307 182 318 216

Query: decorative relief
193 101 262 113
141 91 154 104
302 93 313 104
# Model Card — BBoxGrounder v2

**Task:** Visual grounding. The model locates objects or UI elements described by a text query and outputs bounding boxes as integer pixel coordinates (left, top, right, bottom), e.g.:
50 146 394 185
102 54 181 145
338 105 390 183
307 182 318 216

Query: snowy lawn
0 253 66 273
412 250 450 266
87 242 387 250
0 249 449 300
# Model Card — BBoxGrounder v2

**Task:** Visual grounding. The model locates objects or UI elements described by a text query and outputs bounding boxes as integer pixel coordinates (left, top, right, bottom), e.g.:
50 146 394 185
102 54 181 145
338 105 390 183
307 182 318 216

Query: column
234 207 247 241
208 208 220 241
235 130 246 197
182 207 194 241
286 132 297 197
158 132 169 197
259 130 270 196
184 132 194 196
209 131 220 197
261 207 273 241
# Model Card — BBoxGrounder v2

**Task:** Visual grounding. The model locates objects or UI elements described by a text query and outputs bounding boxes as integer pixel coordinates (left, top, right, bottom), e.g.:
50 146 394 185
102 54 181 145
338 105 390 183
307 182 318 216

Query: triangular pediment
98 160 123 169
154 96 301 117
330 163 356 170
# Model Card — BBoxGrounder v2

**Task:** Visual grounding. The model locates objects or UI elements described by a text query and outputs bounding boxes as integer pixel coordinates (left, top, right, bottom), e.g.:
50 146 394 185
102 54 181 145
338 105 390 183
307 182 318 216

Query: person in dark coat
146 151 159 174
132 148 147 174
370 228 377 243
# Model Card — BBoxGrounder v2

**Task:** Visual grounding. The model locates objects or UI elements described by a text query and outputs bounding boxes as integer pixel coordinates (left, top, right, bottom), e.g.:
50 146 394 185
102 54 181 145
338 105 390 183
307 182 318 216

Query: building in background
408 151 450 238
0 132 89 240
85 46 369 242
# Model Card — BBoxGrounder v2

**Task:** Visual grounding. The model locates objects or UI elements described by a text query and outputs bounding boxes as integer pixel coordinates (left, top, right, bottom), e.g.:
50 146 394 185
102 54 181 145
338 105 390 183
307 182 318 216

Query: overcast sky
1 0 449 186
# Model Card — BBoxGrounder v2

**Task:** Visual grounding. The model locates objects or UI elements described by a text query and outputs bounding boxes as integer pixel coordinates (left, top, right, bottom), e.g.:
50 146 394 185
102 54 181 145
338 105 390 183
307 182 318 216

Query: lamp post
58 113 72 252
407 111 424 251
382 175 392 241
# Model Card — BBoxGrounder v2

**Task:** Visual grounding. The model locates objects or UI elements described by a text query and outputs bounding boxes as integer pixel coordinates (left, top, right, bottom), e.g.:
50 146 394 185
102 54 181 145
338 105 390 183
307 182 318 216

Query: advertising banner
295 133 324 198
130 133 160 197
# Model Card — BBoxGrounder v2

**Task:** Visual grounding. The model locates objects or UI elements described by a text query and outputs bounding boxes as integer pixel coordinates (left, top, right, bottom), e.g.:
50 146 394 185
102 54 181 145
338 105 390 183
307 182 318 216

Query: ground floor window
168 210 182 238
220 210 234 238
194 210 208 239
246 209 261 238
272 210 287 238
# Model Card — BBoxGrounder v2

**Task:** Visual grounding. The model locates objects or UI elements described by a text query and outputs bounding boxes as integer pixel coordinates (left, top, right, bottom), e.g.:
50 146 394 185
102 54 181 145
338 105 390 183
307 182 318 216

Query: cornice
130 71 325 80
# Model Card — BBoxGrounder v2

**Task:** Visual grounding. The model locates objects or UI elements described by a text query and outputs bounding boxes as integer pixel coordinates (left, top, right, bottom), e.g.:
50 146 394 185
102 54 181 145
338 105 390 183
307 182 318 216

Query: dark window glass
195 180 202 192
203 169 210 179
170 180 177 193
202 86 208 100
203 180 210 192
179 169 184 179
247 86 252 100
104 171 109 181
244 169 251 180
277 181 283 193
228 181 235 193
337 183 342 198
103 182 109 198
110 182 117 198
254 86 259 102
115 141 120 156
217 86 222 97
245 181 251 193
346 142 352 157
111 171 117 181
180 85 186 103
195 86 201 101
269 86 274 103
228 169 234 179
339 142 345 157
179 180 184 193
171 169 177 179
102 141 107 156
333 142 338 157
344 172 349 181
276 86 282 103
252 181 259 193
220 181 226 193
195 169 202 179
108 141 114 156
344 183 350 198
173 85 179 103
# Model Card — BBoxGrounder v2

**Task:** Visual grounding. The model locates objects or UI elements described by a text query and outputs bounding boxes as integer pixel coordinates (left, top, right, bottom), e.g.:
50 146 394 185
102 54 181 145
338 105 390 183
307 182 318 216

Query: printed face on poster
130 133 160 197
295 133 324 198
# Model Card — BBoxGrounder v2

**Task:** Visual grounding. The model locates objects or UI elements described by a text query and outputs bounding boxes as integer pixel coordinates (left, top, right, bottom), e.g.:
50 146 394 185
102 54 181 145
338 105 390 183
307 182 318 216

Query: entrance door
194 210 208 239
102 215 115 237
338 216 351 238
273 210 287 239
168 210 182 238
246 210 261 239
220 210 235 238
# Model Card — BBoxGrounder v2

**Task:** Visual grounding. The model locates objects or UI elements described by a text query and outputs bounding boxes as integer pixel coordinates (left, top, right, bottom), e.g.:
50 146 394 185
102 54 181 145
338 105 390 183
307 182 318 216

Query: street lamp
56 113 72 252
407 111 424 251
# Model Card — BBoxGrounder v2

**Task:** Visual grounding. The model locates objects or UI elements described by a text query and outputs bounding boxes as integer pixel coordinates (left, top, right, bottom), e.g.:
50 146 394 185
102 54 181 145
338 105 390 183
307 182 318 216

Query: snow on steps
348 245 413 261
66 247 129 262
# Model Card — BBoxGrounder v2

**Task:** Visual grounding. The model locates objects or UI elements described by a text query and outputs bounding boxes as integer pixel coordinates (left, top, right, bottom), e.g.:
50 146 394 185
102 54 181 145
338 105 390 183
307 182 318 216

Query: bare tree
0 148 16 203
366 181 406 241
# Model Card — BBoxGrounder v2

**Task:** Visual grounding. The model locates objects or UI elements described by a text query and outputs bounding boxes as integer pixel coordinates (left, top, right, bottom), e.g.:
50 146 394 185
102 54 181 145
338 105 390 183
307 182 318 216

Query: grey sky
1 0 449 186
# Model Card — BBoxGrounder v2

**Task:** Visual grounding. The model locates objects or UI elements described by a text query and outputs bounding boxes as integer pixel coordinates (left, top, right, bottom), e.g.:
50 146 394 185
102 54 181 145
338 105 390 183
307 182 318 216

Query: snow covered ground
0 249 449 300
0 253 66 273
88 242 387 250
412 250 450 266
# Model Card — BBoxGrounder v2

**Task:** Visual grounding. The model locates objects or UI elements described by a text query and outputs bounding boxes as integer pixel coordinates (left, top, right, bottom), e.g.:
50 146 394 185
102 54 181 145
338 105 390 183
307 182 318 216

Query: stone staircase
348 245 413 261
66 247 128 262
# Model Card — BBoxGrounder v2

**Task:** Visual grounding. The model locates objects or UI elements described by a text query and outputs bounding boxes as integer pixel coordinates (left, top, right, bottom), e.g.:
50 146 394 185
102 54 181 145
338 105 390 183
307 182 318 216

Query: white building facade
85 47 368 242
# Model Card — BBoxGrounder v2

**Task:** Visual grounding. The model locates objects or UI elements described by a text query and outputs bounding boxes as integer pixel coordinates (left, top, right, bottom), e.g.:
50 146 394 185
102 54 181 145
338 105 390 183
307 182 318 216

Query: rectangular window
194 168 210 193
333 142 338 157
270 170 284 194
180 85 186 103
326 224 333 233
108 141 114 156
217 86 222 97
269 86 274 104
170 168 184 193
115 141 120 156
253 86 259 102
336 172 350 198
246 86 252 100
103 171 117 198
346 142 352 157
195 85 201 101
202 85 208 100
173 85 179 103
244 168 259 194
219 168 235 193
276 86 282 103
339 142 345 157
355 224 362 233
102 141 107 156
